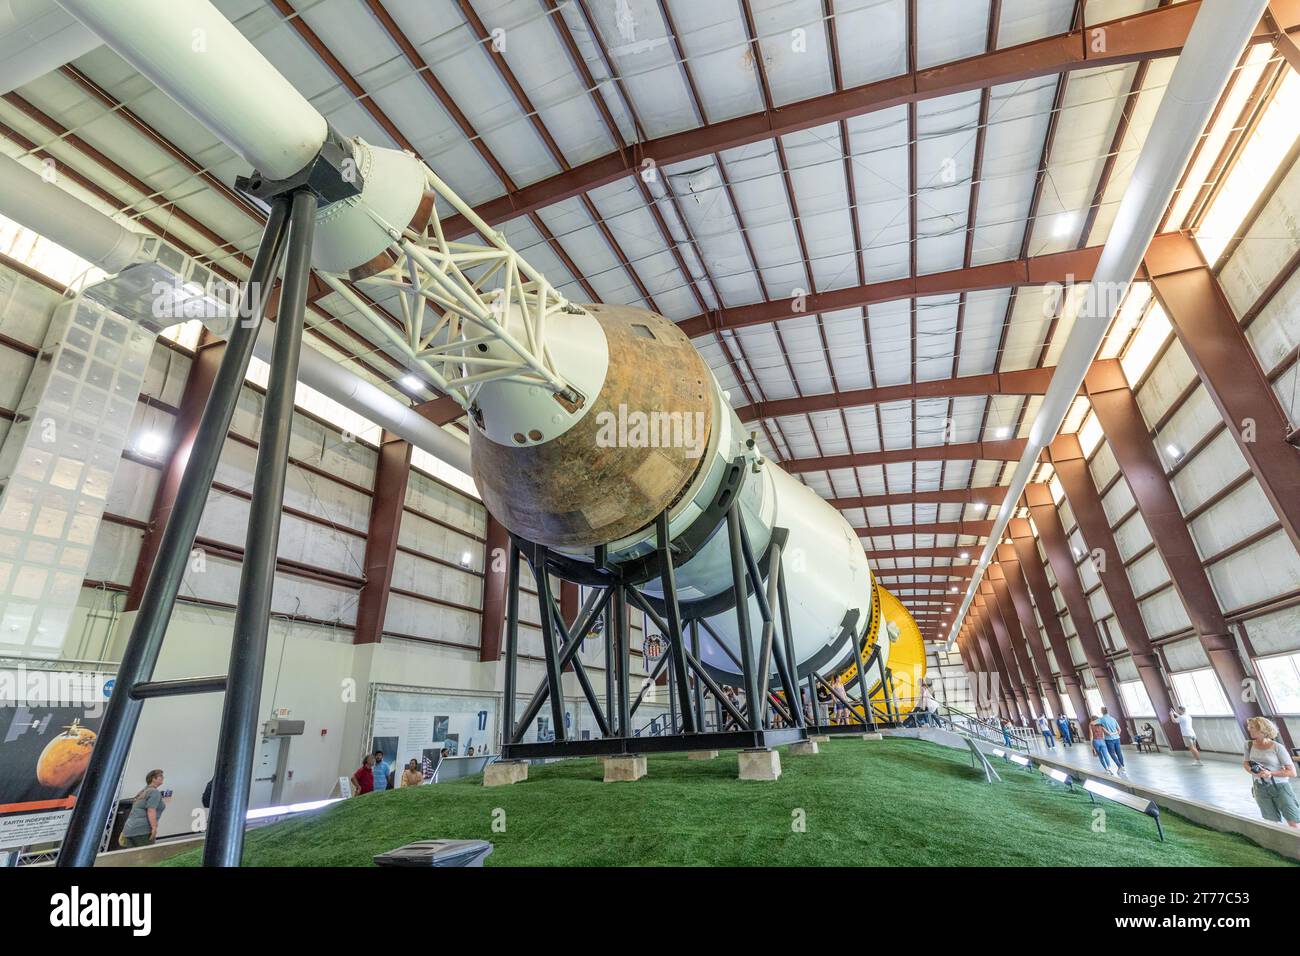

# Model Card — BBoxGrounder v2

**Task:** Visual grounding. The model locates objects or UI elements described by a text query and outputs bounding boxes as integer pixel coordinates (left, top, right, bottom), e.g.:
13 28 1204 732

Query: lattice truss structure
317 159 580 414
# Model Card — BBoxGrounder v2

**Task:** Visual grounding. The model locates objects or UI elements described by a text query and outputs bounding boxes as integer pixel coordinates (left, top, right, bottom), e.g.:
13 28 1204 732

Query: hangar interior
0 0 1298 867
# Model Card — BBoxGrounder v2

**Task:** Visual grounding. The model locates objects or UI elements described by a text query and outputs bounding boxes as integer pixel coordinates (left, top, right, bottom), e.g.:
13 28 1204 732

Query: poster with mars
0 705 105 851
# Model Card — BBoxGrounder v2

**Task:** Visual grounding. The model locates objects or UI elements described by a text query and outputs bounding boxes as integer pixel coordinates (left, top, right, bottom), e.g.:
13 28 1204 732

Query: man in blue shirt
372 750 391 792
1097 708 1127 775
1056 713 1074 747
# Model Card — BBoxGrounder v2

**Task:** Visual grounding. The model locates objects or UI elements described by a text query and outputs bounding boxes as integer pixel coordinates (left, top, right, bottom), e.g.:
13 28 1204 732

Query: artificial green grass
163 738 1294 867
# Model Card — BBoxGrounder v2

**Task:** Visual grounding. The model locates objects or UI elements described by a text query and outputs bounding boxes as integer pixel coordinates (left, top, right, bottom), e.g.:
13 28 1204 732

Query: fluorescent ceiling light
137 432 166 456
400 375 423 392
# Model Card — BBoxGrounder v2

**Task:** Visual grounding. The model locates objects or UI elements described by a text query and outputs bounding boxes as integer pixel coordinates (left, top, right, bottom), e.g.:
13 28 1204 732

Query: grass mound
163 737 1294 867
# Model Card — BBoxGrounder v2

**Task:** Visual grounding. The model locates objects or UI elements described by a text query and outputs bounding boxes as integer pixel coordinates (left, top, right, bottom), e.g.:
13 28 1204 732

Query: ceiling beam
733 367 1055 423
828 486 1008 511
1081 361 1262 734
1022 483 1130 733
868 547 980 561
784 438 1028 475
1145 232 1300 554
681 245 1103 338
1007 518 1088 722
990 560 1059 716
438 2 1297 237
857 520 996 538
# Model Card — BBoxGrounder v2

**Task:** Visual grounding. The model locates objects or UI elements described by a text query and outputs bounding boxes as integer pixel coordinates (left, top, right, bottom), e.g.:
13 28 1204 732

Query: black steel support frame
498 488 816 760
58 193 308 867
203 188 317 867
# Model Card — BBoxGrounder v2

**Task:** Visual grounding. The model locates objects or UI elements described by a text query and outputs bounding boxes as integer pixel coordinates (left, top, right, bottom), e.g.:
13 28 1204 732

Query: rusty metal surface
471 303 713 549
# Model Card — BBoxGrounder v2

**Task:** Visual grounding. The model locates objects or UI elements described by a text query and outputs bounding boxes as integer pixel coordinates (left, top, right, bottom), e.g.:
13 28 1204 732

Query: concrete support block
687 750 719 760
860 732 883 741
483 760 528 787
738 748 781 781
603 754 647 782
787 740 819 755
810 734 830 743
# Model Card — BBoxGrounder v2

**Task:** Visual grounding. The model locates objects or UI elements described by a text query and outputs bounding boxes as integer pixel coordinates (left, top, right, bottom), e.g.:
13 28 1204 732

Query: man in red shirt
350 753 375 795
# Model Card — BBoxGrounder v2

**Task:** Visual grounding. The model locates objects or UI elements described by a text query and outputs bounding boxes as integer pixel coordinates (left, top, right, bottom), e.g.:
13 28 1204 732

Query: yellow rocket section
834 584 927 719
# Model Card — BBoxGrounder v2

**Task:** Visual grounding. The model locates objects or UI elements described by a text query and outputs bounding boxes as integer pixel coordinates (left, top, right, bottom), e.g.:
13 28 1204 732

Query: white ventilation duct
0 150 471 472
0 153 146 272
0 0 100 94
54 0 327 180
945 0 1271 645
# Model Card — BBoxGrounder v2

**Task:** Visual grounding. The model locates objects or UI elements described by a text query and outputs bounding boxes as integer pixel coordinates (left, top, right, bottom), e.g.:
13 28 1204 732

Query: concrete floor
1023 735 1264 820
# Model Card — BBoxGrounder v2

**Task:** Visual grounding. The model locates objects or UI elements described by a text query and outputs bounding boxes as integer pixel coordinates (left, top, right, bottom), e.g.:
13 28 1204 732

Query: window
1256 652 1300 714
1119 679 1154 717
1041 697 1055 720
1171 668 1232 717
0 212 108 290
1196 69 1300 263
1060 693 1078 720
1084 686 1103 716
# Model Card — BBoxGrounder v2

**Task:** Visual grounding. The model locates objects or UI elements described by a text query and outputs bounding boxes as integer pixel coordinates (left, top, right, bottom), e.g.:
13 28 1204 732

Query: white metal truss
319 163 581 414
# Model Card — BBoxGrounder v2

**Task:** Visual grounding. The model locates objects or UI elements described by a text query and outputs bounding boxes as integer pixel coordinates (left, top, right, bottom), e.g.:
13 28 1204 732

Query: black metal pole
776 559 804 728
655 513 696 732
511 587 610 739
204 188 316 868
603 590 614 735
689 619 704 729
667 649 678 733
545 596 611 736
854 642 873 728
616 585 631 736
725 505 761 729
502 542 520 745
57 198 293 867
528 548 568 742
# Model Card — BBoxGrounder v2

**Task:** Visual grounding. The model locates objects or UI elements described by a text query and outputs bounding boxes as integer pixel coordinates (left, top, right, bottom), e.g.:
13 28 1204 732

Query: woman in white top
1242 716 1299 828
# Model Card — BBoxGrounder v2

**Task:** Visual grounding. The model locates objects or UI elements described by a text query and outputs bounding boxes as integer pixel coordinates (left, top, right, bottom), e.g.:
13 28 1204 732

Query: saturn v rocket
53 0 923 712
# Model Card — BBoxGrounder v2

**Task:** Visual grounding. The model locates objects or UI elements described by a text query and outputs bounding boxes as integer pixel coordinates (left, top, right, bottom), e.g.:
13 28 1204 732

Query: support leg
204 189 316 868
58 198 293 867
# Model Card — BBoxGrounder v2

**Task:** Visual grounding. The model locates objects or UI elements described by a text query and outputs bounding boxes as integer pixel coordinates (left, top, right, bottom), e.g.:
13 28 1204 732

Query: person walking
1088 716 1113 773
1056 713 1074 747
119 768 166 848
1000 718 1014 748
1171 706 1204 766
1036 715 1056 749
1097 707 1127 776
1243 717 1299 828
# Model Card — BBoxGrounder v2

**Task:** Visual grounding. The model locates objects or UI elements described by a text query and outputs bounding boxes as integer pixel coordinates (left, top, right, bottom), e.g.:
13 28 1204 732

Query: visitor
926 689 942 729
1000 718 1013 748
1056 713 1074 747
915 680 932 727
1243 716 1299 829
1088 715 1113 773
1136 722 1156 750
466 746 476 757
1171 706 1204 766
119 768 166 848
1036 715 1055 748
401 759 423 789
350 754 375 795
1097 707 1127 775
372 749 390 792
